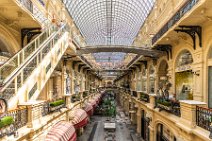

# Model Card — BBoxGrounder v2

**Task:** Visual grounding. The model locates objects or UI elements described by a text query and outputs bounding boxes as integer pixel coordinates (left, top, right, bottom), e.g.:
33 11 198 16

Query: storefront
175 50 193 100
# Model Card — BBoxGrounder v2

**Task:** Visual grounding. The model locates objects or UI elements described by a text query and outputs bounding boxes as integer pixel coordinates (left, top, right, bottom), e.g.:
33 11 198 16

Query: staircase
0 24 72 109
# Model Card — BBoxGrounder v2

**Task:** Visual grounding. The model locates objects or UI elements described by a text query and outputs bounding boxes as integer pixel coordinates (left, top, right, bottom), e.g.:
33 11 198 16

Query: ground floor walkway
78 106 141 141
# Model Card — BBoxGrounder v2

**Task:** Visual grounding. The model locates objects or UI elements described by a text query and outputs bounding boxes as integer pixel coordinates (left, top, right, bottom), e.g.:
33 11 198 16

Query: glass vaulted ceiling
63 0 155 70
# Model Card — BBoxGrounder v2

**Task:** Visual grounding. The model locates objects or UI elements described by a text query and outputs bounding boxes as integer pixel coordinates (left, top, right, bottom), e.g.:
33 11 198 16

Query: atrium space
0 0 212 141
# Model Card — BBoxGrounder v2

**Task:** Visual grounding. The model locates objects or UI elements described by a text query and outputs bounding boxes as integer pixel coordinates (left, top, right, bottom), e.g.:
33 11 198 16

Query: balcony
155 96 181 117
152 0 199 45
138 92 150 103
196 106 212 137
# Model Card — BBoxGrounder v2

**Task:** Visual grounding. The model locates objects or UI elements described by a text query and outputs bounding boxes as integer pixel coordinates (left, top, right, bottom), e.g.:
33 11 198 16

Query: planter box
157 103 172 111
49 104 65 112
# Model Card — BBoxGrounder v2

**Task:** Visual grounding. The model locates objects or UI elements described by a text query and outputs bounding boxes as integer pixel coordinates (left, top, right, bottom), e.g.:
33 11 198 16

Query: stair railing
0 25 59 85
0 24 68 101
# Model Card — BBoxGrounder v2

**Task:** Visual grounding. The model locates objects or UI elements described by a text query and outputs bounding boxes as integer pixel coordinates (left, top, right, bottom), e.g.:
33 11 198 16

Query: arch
173 47 194 70
154 120 178 141
175 49 193 68
0 24 20 54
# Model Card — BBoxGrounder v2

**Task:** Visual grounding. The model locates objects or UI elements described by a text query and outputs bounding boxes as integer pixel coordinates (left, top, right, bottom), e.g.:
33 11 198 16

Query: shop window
149 65 155 94
175 50 193 100
141 66 147 92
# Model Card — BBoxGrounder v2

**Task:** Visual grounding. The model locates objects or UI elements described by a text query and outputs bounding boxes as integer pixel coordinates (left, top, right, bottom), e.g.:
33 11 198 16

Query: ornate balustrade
71 95 81 103
42 97 66 116
139 92 150 103
155 96 181 117
0 107 28 138
132 91 137 98
196 106 212 131
152 0 199 45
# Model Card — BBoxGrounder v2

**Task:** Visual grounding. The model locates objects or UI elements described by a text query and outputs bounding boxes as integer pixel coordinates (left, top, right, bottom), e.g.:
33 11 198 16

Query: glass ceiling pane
63 0 155 46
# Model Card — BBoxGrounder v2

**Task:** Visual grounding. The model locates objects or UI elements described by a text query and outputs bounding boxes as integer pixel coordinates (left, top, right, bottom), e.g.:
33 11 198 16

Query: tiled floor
78 106 140 141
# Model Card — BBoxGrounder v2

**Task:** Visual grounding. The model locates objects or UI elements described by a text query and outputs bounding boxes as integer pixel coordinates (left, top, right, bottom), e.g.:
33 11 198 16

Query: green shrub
0 116 14 128
50 100 65 107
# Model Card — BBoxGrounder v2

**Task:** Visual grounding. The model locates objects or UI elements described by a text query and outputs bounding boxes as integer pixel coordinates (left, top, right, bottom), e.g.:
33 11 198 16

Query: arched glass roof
63 0 155 46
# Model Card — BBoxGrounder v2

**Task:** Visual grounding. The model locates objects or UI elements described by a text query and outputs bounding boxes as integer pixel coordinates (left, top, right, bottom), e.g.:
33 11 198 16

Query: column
179 100 206 128
136 108 141 135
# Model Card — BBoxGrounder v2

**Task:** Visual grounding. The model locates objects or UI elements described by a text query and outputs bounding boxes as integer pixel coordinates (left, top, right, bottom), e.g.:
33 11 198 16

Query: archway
149 65 155 94
158 60 168 90
156 123 176 141
175 50 193 100
208 47 212 107
141 65 147 92
141 110 150 141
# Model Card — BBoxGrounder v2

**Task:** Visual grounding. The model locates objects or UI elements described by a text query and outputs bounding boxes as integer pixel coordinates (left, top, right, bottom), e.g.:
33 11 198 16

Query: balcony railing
155 96 181 117
139 92 150 103
132 91 137 98
42 97 66 116
196 106 212 131
0 107 28 138
71 95 81 103
0 25 67 101
152 0 199 45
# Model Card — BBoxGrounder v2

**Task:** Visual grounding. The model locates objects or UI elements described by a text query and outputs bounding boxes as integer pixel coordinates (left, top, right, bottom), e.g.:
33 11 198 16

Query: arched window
176 50 193 68
156 123 176 141
149 65 155 94
141 65 147 92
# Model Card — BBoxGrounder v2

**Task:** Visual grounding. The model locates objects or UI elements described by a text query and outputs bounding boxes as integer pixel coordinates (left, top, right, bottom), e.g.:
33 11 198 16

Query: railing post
19 101 44 128
149 94 156 108
179 100 206 128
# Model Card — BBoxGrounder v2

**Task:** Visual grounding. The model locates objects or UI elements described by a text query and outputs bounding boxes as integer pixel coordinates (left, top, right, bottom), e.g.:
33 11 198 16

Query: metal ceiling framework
63 0 156 77
77 46 163 57
63 0 155 46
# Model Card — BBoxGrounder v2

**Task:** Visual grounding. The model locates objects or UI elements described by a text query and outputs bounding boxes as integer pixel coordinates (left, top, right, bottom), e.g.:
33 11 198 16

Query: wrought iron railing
155 96 181 117
196 106 212 131
71 95 81 103
139 92 150 103
152 0 199 45
42 97 66 116
0 107 28 138
132 91 137 98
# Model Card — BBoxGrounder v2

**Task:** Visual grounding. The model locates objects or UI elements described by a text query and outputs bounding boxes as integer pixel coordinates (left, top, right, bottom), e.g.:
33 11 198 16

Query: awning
88 99 97 108
70 109 88 129
45 121 76 141
83 103 93 116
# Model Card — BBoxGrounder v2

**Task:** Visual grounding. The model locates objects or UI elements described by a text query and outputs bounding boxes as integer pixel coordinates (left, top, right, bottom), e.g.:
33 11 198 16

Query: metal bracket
21 28 41 47
154 44 172 60
175 26 202 50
